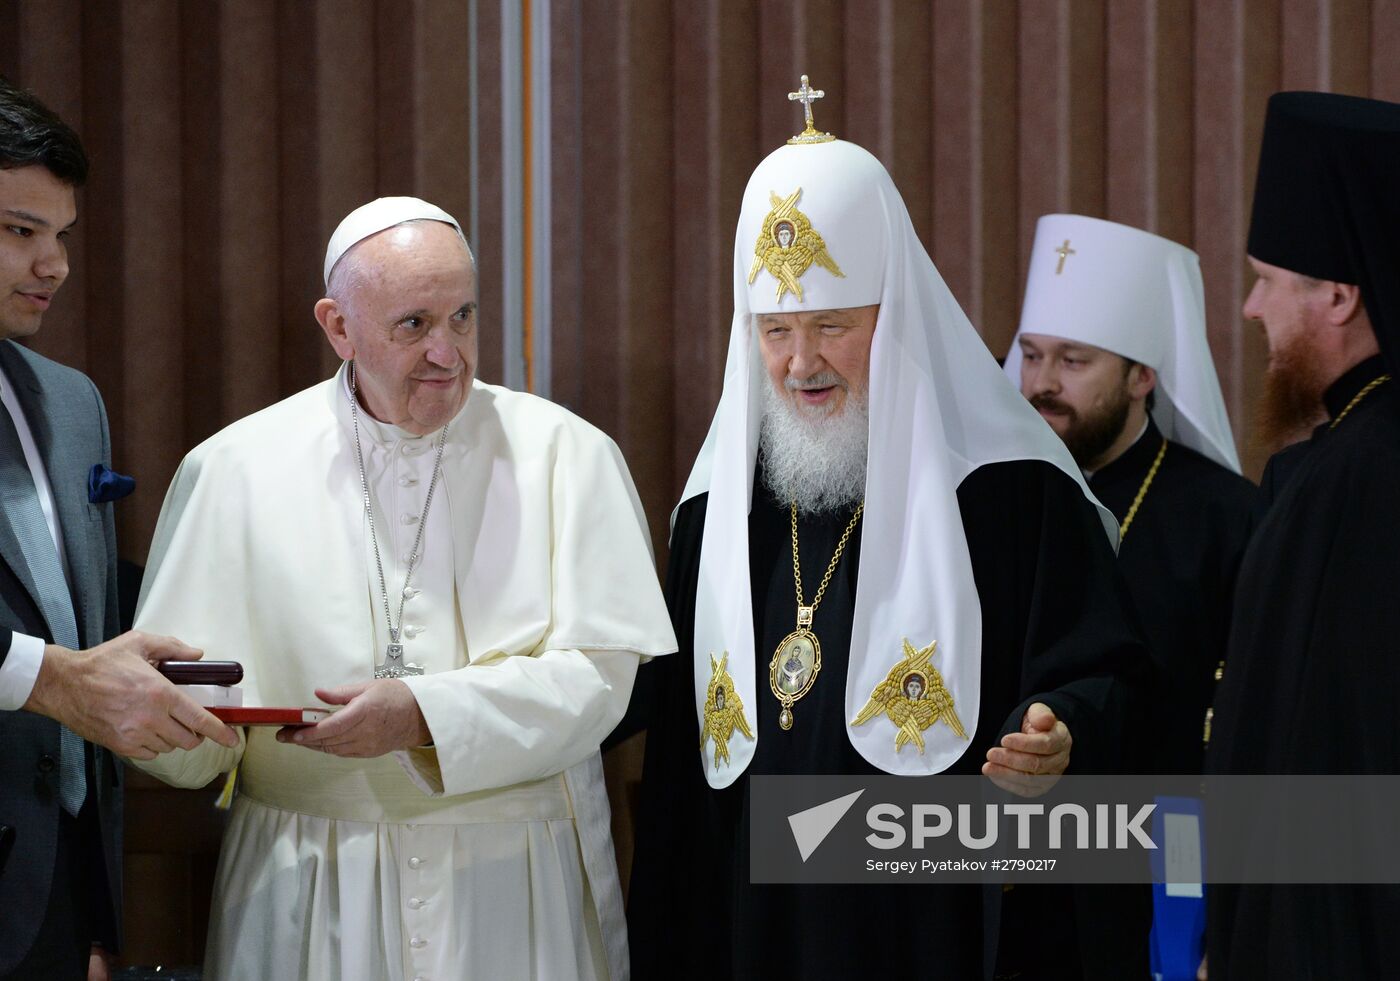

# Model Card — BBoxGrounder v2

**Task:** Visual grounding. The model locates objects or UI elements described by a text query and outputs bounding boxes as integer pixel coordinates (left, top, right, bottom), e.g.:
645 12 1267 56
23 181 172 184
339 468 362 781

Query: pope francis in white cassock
129 197 675 981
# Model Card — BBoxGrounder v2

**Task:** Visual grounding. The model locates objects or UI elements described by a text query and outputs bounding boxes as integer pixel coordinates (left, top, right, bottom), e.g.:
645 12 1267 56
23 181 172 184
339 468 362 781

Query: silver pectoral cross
375 642 424 679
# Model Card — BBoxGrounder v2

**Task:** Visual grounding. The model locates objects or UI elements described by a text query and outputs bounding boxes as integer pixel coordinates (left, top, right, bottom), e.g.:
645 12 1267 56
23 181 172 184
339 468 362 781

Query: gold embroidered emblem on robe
852 639 967 752
701 653 754 769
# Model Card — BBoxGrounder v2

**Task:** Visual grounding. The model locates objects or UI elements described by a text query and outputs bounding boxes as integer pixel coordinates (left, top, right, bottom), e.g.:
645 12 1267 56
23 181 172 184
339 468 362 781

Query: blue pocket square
88 464 135 504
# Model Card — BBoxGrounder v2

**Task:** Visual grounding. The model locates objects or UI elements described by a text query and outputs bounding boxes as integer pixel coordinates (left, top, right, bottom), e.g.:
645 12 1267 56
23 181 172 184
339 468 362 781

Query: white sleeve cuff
0 633 46 710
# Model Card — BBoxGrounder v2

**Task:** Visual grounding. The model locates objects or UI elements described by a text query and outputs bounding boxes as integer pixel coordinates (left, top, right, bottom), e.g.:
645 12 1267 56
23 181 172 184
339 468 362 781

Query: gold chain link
791 500 865 616
1329 374 1390 429
1118 438 1167 540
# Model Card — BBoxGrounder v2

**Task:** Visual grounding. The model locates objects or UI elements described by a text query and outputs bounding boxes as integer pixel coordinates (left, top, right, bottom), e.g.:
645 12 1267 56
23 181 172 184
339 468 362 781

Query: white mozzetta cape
132 370 675 981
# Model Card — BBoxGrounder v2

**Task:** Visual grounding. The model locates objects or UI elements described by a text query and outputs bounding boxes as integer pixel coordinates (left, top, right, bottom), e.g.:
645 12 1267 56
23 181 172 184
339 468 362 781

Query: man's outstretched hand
24 631 239 760
982 701 1072 797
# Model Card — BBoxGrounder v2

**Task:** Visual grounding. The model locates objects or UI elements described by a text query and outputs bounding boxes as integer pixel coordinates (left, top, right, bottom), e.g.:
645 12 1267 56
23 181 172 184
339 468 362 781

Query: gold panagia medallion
747 188 844 302
769 628 822 731
701 652 754 770
851 639 967 753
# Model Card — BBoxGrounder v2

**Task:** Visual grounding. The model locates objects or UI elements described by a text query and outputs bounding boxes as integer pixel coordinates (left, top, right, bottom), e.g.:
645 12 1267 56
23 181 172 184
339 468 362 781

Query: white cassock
131 364 675 981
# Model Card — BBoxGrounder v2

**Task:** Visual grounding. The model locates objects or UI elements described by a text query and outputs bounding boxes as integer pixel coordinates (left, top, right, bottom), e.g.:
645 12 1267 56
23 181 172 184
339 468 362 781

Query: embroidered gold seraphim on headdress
701 652 754 769
746 187 844 302
851 639 967 753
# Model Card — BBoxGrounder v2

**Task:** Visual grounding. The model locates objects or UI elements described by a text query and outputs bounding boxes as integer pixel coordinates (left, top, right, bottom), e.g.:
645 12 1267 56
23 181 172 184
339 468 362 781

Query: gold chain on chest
1118 438 1168 540
769 501 865 731
790 500 865 618
1330 374 1390 429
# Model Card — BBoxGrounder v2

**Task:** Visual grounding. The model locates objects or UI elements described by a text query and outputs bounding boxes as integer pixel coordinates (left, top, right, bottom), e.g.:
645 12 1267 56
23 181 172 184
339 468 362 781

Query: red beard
1255 334 1329 456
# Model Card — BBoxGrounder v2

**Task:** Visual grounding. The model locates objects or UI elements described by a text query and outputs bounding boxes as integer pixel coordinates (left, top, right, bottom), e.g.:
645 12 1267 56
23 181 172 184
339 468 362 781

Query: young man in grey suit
0 76 237 981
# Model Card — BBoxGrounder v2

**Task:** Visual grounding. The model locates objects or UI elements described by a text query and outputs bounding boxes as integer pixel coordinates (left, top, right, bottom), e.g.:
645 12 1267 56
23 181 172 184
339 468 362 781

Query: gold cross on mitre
787 74 835 145
1054 239 1076 275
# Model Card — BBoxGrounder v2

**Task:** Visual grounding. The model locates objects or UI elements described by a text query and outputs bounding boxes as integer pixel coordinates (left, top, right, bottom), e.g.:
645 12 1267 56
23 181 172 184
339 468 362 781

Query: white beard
759 373 869 515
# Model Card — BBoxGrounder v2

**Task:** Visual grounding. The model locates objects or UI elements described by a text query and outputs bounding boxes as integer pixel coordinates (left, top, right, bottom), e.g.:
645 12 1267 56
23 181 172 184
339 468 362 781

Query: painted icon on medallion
777 634 817 695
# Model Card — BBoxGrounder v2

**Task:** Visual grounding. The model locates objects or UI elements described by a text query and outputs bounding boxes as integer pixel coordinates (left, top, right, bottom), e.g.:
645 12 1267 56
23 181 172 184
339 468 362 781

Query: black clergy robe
1088 418 1257 775
1253 437 1312 516
1073 420 1256 981
1206 355 1400 979
627 459 1145 981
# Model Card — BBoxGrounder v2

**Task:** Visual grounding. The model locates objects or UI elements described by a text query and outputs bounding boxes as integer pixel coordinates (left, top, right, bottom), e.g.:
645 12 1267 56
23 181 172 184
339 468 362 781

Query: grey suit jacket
0 339 123 971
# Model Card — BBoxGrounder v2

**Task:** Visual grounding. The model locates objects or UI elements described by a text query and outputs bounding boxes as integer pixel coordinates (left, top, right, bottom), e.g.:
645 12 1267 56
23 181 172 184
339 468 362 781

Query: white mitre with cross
1005 214 1241 473
678 79 1115 787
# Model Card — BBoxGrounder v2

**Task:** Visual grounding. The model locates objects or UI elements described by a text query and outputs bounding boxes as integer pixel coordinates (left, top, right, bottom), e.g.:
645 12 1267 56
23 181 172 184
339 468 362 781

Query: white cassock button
413 976 427 981
410 936 427 949
398 474 418 487
401 552 413 565
403 587 420 600
408 856 422 869
401 513 420 525
408 897 424 910
403 625 424 639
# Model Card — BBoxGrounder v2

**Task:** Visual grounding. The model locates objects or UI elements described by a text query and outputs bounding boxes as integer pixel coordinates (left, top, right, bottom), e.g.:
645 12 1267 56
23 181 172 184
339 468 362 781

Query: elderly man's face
756 305 877 420
317 221 477 435
0 165 76 342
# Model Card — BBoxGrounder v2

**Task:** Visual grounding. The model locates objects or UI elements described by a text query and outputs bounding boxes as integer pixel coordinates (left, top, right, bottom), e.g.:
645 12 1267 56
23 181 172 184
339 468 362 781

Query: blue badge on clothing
1149 795 1206 980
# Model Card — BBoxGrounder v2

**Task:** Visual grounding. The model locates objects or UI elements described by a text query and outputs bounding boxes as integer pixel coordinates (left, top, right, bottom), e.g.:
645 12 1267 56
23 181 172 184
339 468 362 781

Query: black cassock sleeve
957 460 1146 776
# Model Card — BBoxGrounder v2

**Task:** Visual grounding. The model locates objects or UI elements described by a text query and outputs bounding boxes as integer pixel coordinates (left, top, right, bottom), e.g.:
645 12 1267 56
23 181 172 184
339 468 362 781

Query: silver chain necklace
348 361 448 679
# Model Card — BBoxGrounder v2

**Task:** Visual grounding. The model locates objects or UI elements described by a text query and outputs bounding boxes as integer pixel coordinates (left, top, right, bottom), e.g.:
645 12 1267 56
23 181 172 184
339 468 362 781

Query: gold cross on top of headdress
787 75 835 145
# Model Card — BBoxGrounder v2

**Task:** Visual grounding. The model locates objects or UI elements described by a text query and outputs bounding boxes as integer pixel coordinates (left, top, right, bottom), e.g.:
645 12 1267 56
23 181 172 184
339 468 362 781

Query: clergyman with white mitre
1005 214 1257 979
627 83 1144 979
1006 214 1256 779
130 197 675 981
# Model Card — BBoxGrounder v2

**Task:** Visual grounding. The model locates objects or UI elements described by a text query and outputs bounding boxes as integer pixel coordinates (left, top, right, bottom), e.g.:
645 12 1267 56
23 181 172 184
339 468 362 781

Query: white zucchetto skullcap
322 196 467 287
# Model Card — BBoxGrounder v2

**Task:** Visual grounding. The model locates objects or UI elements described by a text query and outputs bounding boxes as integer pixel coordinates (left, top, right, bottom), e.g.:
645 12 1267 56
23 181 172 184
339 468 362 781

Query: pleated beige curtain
6 0 1400 560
